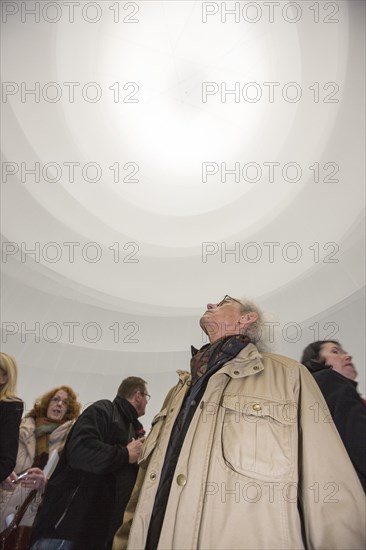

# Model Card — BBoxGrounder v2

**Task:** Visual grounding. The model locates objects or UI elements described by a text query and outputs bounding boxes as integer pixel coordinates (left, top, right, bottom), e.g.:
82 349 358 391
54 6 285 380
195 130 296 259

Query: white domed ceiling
1 1 364 422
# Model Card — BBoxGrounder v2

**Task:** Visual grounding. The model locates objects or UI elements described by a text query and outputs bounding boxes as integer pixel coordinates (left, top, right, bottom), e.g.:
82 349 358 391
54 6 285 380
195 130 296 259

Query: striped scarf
190 334 251 386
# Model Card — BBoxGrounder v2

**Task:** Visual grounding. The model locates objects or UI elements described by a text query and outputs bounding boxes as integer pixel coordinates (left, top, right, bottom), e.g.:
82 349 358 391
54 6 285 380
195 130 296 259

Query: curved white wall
1 1 364 426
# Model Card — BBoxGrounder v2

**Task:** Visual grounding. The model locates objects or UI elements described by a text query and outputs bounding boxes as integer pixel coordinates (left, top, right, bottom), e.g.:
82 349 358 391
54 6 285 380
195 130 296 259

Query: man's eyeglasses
141 392 151 401
216 295 243 307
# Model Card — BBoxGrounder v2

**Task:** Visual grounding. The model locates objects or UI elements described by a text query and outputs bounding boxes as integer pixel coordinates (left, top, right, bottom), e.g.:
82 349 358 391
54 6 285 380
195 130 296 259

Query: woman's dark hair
26 385 81 421
301 340 340 368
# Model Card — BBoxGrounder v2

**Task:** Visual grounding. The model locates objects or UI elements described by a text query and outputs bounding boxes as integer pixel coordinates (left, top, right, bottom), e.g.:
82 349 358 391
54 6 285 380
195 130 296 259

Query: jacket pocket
139 407 168 463
221 394 295 480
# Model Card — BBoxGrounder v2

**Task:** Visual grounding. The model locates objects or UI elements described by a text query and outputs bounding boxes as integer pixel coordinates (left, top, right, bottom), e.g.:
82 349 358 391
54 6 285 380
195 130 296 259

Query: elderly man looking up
113 296 365 550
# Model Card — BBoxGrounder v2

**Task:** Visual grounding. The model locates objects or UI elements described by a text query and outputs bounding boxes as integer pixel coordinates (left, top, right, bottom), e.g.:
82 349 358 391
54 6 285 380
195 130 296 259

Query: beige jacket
113 345 365 550
0 417 73 530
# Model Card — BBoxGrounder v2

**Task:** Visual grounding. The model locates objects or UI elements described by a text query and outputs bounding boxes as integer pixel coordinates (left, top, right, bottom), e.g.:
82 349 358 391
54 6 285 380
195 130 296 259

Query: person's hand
20 468 46 491
1 471 18 492
127 438 145 464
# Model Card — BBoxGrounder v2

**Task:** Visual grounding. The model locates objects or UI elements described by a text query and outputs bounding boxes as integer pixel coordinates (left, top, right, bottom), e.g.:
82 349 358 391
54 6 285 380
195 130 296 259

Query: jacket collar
306 360 330 374
218 343 264 378
306 361 359 388
114 395 138 421
178 344 264 382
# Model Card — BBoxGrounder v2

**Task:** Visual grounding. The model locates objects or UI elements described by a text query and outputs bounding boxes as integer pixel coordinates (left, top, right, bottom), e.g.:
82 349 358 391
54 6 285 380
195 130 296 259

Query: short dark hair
301 340 340 368
117 376 147 399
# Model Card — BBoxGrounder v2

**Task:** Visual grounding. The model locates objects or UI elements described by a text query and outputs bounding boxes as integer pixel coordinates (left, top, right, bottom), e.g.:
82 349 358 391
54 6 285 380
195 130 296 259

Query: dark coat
32 396 142 550
0 399 23 482
306 361 366 492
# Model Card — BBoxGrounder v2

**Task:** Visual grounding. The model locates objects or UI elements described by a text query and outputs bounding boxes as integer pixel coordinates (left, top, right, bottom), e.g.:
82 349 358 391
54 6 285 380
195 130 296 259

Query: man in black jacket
30 376 149 550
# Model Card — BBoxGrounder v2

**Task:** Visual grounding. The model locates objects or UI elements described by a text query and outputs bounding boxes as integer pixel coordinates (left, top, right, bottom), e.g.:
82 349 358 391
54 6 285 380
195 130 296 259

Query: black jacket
306 361 366 492
0 399 23 482
32 396 143 549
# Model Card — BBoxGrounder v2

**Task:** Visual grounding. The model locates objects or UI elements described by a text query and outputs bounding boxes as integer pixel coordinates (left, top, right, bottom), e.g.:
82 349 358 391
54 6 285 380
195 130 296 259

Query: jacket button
176 474 187 486
252 403 262 411
150 472 156 480
233 370 239 375
253 366 260 370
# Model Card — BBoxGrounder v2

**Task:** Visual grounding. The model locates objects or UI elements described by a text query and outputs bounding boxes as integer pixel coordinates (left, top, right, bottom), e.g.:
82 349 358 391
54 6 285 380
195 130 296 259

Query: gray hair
237 298 269 351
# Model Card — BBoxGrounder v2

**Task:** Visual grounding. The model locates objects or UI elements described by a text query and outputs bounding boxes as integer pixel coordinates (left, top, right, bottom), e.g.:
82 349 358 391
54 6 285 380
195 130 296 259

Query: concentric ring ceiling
1 1 364 419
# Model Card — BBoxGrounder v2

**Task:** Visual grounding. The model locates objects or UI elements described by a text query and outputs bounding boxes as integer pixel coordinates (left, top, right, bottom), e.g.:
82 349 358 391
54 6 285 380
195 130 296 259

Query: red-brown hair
26 385 81 421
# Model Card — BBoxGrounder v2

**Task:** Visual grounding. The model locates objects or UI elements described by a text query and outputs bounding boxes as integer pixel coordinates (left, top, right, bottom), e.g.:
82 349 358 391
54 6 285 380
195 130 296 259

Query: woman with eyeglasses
0 386 81 540
0 353 24 483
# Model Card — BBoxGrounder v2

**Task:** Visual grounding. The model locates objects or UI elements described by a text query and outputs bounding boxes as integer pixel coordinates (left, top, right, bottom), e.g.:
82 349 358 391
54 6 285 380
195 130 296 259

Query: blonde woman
0 352 23 482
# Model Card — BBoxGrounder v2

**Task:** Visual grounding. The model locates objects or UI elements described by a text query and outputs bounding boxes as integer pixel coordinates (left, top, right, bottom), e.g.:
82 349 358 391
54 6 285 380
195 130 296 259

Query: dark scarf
190 333 251 386
115 396 145 438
